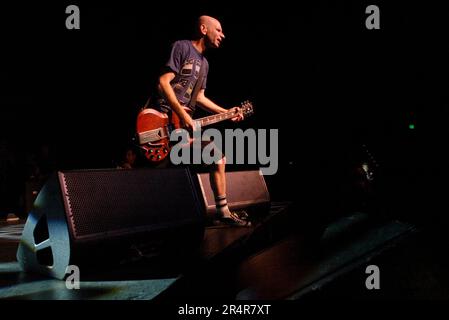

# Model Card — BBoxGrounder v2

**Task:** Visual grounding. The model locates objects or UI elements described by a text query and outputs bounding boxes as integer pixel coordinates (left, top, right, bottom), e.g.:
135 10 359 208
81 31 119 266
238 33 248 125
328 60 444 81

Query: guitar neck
197 110 238 127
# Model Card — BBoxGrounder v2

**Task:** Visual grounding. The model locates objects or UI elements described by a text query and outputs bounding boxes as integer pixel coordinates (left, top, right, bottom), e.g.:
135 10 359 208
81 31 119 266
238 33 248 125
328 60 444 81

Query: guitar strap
188 57 206 111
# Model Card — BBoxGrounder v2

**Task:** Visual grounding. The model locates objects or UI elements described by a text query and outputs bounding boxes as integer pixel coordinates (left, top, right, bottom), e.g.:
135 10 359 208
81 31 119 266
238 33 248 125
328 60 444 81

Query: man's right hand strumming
159 72 196 130
180 112 196 131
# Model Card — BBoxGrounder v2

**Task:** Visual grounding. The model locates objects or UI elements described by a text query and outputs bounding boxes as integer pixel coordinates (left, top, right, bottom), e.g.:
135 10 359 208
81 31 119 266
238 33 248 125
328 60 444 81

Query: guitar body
136 102 253 164
136 108 171 163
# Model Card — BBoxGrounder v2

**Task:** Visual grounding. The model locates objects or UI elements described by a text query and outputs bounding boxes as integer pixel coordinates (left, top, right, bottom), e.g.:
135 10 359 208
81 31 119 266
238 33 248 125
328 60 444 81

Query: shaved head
198 15 220 30
194 15 225 49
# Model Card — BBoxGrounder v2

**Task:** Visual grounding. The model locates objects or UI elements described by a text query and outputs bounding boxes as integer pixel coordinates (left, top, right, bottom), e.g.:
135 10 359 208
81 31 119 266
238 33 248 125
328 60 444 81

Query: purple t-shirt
156 40 209 113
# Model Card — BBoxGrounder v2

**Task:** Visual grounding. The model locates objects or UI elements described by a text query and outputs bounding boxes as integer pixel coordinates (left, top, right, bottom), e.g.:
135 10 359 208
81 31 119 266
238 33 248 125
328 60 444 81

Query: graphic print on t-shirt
173 58 202 102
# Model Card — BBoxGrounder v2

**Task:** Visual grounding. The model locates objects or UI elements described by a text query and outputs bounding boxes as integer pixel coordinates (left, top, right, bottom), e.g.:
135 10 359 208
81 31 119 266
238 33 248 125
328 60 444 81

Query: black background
1 1 449 307
1 1 448 205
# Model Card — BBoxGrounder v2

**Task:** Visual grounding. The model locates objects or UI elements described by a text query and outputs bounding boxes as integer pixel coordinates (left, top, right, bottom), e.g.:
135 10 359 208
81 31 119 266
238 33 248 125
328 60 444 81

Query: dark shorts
154 134 224 173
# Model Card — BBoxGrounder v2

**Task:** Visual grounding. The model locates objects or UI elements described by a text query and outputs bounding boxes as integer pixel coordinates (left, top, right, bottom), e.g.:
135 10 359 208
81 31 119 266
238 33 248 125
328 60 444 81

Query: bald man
153 16 250 227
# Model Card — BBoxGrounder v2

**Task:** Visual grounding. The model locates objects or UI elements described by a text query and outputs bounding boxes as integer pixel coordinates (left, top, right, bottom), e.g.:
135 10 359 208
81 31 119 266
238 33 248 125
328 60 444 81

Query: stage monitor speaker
197 169 271 216
17 168 204 279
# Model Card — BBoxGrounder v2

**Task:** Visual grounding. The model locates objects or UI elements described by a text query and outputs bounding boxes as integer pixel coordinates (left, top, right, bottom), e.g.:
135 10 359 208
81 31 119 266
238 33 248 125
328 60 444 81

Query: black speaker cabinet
197 169 271 215
17 168 204 279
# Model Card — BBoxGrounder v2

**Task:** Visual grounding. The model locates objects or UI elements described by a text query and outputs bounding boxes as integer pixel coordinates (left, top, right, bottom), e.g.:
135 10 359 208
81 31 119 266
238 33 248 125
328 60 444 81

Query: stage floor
2 203 446 300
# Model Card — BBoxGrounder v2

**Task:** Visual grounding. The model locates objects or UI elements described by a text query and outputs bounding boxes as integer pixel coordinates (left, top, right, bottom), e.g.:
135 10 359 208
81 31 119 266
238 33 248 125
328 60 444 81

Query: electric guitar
136 101 254 163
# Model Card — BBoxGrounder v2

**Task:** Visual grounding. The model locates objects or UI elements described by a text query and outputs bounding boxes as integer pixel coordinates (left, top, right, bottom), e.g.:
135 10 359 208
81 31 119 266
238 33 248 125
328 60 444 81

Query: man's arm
158 72 195 129
196 89 243 121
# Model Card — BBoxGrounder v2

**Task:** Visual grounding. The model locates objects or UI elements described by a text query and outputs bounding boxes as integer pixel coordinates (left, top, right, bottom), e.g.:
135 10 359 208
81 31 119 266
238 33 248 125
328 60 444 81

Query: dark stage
0 204 434 300
2 205 449 302
1 0 449 307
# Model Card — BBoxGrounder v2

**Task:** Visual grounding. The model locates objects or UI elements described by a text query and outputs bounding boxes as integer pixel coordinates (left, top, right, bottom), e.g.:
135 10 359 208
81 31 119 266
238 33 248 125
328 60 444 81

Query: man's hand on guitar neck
196 91 244 122
229 106 244 122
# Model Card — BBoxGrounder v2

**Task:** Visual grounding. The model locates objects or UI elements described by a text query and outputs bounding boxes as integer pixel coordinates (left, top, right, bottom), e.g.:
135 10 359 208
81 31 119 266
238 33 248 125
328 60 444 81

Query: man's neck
191 39 206 54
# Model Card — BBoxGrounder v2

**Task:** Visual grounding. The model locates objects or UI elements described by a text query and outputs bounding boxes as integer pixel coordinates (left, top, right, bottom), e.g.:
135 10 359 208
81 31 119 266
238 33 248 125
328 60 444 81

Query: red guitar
136 101 254 164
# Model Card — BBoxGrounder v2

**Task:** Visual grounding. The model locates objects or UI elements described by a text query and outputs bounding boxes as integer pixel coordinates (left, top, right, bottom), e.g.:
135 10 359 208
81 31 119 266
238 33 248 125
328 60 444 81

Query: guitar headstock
240 100 254 117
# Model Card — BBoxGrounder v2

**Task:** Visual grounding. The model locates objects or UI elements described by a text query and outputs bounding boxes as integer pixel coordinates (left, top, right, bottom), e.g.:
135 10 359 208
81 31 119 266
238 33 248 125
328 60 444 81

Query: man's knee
210 156 226 173
216 156 226 165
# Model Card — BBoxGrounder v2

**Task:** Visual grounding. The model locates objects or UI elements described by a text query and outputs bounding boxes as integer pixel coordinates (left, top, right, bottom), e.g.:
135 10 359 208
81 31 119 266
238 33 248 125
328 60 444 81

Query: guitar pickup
138 127 169 144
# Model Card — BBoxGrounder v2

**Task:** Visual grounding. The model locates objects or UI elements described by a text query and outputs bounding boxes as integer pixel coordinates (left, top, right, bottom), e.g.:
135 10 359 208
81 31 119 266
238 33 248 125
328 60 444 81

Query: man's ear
200 24 208 36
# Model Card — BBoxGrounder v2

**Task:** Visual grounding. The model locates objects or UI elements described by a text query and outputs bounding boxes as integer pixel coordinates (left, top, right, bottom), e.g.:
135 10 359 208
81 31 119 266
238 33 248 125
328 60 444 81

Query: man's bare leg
209 158 250 226
209 160 226 199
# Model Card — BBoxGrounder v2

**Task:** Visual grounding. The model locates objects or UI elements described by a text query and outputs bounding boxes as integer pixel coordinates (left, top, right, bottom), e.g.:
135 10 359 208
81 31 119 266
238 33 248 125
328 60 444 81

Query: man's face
205 20 225 48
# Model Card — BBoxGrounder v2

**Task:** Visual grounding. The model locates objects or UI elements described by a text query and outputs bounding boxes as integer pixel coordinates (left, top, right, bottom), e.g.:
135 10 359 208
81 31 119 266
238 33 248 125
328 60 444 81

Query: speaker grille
197 170 270 215
59 168 201 241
